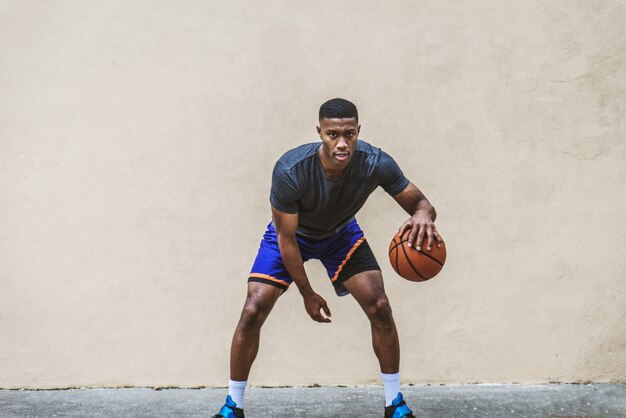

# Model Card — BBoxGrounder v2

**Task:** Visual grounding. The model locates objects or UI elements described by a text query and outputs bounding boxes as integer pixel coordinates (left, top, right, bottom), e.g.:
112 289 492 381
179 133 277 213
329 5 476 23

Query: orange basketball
388 229 446 282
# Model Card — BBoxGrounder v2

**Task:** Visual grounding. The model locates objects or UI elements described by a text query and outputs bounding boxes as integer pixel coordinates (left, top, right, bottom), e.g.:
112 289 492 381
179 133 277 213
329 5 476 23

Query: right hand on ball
399 210 444 251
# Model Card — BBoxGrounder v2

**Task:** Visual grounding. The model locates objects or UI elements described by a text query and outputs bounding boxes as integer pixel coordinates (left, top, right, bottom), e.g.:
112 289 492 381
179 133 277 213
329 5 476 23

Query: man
213 98 443 418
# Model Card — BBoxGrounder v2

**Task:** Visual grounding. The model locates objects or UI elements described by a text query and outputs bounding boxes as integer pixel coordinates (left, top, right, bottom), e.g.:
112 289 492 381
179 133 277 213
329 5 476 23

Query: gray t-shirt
270 139 409 239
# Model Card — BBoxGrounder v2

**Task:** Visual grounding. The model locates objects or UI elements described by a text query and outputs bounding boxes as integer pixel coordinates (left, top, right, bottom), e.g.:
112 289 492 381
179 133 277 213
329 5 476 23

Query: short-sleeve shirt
270 139 409 239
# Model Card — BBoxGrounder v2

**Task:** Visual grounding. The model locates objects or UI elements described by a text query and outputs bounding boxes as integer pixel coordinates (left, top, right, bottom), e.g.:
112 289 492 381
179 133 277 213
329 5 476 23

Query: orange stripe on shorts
331 237 366 283
249 273 290 287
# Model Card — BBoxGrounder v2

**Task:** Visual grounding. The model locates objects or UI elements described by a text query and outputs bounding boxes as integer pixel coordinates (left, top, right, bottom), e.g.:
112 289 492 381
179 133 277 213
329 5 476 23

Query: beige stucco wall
1 0 624 388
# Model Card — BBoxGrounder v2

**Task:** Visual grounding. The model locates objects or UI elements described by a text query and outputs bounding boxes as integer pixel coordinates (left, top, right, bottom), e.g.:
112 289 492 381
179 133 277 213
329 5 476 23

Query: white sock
228 379 247 409
381 372 401 407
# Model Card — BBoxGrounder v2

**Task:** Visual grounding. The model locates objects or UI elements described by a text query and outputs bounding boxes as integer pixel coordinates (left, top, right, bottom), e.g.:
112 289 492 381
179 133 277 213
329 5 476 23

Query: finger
310 303 331 323
398 221 411 238
317 308 331 323
322 302 332 318
433 229 444 247
425 226 433 251
415 225 425 251
407 223 419 248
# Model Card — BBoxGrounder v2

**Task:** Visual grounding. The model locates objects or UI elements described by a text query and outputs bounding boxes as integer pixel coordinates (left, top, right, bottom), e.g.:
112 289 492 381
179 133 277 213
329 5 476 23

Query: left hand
399 210 444 251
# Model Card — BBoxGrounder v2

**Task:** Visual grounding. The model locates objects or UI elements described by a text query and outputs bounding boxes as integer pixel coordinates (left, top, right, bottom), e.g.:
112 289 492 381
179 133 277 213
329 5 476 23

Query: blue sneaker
384 393 416 418
212 395 245 418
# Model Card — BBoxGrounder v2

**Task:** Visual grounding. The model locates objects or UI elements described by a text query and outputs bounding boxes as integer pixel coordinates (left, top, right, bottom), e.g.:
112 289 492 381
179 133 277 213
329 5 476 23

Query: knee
238 300 271 332
365 297 394 325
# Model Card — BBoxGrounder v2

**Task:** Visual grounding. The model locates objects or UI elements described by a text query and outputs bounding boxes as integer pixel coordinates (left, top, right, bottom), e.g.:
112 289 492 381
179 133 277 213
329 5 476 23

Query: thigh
341 269 387 308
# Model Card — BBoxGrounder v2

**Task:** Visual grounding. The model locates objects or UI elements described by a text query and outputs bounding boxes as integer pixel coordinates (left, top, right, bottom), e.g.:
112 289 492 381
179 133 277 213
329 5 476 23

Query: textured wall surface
1 0 624 388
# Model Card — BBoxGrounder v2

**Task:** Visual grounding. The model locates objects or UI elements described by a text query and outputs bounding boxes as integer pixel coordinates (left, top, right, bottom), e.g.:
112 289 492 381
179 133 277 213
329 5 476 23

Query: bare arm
393 182 444 251
271 206 332 323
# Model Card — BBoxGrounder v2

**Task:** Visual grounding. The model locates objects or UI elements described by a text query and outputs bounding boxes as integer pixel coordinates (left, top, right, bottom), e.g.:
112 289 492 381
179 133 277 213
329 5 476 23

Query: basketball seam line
399 241 427 281
412 247 444 266
395 240 399 275
388 237 399 255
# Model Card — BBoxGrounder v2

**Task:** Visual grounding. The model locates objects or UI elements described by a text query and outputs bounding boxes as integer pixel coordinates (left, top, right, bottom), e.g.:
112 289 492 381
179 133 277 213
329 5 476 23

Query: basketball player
213 98 443 418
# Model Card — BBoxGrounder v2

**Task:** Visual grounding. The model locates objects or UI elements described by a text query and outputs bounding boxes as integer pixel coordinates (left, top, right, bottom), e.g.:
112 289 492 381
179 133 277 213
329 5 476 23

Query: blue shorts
248 219 380 296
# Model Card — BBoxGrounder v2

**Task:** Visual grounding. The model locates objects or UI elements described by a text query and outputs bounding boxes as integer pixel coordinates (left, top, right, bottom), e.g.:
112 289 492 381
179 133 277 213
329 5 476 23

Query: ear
316 125 321 135
357 124 361 135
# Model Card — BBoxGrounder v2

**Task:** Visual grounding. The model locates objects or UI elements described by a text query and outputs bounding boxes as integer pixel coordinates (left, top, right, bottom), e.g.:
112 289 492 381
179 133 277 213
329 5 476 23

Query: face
316 117 360 167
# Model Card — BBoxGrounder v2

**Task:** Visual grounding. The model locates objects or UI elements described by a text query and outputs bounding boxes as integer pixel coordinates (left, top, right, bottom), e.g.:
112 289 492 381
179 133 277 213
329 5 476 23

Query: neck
318 145 347 179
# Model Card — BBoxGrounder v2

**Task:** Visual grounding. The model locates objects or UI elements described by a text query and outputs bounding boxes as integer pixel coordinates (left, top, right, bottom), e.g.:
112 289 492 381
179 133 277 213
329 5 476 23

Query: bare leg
230 282 282 380
342 270 400 373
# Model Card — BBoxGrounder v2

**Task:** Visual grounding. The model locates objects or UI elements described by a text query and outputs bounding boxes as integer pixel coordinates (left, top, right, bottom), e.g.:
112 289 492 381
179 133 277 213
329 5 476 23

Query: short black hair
319 98 358 122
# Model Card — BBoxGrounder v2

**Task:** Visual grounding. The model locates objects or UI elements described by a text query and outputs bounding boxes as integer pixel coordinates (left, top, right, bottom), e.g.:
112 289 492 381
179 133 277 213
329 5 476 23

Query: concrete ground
0 384 624 418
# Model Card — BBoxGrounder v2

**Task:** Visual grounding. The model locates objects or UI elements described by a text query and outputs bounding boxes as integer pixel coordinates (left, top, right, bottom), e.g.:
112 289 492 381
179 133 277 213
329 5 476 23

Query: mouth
335 152 350 162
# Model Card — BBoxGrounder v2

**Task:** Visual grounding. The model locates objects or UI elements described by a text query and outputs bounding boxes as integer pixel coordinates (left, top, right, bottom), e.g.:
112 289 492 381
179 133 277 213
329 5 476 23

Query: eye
328 132 337 138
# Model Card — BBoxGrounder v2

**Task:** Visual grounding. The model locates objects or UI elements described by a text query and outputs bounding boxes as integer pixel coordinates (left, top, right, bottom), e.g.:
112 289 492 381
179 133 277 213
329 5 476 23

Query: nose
336 136 348 149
